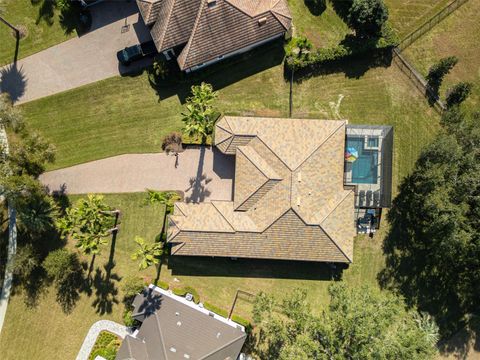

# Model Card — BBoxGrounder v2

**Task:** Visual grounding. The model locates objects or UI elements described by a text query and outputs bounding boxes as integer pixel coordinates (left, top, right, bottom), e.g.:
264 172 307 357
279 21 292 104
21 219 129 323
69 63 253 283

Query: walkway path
0 2 152 104
76 320 131 360
40 148 235 203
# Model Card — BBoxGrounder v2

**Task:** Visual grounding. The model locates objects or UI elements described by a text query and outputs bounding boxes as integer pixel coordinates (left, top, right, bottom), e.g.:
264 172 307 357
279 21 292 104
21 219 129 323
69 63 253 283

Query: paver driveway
40 148 235 203
0 1 152 104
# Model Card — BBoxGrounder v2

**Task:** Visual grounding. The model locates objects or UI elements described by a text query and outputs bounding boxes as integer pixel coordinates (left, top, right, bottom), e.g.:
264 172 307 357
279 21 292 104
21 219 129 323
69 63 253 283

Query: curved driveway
40 148 235 203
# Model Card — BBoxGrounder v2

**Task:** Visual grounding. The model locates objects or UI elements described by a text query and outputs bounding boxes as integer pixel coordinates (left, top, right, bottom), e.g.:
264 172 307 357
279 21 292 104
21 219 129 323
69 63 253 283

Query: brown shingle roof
139 0 291 70
168 117 356 263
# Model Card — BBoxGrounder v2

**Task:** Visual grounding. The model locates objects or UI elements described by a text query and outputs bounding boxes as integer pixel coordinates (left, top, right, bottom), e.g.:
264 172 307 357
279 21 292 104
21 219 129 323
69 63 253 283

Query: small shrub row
203 302 229 318
172 286 200 304
285 23 399 70
156 280 169 290
231 314 252 330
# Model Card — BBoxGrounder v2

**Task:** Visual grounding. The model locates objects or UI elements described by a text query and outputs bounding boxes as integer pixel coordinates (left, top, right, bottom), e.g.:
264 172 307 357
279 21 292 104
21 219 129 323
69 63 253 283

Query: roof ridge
319 188 354 225
293 121 346 171
154 311 169 359
177 0 206 69
211 201 236 229
237 146 274 180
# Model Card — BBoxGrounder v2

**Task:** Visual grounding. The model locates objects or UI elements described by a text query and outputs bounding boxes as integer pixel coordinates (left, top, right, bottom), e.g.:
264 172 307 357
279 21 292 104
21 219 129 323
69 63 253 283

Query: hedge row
156 280 169 290
203 302 229 318
285 23 399 70
231 314 252 329
172 286 200 304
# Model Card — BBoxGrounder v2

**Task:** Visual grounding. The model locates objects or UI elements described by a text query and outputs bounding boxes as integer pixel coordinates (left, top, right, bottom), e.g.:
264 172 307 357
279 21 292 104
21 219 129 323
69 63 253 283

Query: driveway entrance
0 1 152 104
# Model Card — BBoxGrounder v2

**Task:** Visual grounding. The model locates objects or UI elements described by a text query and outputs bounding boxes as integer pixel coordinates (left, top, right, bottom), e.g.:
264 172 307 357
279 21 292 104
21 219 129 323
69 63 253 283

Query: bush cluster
285 23 398 70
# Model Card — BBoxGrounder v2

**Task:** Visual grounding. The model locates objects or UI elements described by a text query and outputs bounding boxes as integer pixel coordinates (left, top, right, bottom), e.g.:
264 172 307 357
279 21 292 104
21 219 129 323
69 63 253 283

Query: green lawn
402 0 480 112
0 192 386 360
288 0 351 48
0 193 164 360
0 0 74 66
384 0 452 38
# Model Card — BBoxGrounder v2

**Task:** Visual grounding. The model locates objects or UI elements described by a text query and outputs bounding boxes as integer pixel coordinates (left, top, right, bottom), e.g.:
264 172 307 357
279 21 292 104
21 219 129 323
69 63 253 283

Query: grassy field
288 0 351 48
384 0 452 37
402 0 480 112
0 193 164 360
0 0 74 66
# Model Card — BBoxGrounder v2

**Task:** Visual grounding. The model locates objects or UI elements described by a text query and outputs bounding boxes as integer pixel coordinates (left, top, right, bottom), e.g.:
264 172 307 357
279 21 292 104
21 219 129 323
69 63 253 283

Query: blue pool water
346 137 379 184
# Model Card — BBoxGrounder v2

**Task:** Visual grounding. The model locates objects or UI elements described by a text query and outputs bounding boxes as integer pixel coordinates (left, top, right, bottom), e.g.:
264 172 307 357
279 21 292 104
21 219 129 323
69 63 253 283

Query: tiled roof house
136 0 292 72
167 117 357 263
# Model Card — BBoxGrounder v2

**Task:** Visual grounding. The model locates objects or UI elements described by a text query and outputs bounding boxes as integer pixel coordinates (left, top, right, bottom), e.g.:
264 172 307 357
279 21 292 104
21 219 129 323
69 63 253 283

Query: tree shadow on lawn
146 39 286 104
0 64 27 104
377 173 479 355
304 0 326 16
167 256 346 281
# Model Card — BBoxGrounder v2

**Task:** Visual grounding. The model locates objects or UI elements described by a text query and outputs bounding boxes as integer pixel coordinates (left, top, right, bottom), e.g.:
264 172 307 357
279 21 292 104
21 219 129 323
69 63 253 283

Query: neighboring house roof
168 117 356 263
116 286 246 360
136 0 292 70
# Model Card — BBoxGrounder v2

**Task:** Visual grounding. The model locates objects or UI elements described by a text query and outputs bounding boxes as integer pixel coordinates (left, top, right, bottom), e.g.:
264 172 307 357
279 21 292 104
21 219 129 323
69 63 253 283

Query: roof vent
177 321 182 326
258 17 267 26
170 347 177 353
207 0 216 8
298 172 302 183
216 332 221 339
175 312 180 316
297 196 301 207
184 355 190 359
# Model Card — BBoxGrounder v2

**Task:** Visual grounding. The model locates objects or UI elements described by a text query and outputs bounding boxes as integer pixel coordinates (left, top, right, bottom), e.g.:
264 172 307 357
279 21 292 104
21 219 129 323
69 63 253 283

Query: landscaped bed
88 331 120 360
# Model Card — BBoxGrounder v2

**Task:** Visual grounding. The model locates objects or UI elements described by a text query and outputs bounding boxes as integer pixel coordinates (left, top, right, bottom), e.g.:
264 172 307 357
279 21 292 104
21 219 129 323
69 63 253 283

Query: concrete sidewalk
40 148 235 203
0 2 152 104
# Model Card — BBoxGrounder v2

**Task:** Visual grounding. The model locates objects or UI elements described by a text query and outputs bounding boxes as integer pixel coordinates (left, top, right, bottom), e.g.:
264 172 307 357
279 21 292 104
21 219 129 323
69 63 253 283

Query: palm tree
57 194 119 274
181 82 218 144
131 236 163 270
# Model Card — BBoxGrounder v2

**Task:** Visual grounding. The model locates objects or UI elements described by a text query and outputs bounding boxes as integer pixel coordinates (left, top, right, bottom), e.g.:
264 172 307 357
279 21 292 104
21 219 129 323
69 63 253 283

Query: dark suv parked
117 40 157 66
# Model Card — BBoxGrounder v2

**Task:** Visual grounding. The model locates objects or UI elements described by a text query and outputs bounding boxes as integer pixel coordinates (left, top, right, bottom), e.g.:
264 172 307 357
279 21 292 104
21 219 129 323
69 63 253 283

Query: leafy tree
445 82 473 108
348 0 389 37
253 285 438 360
426 56 458 95
57 195 118 256
11 244 40 281
181 82 219 143
8 131 55 178
0 93 24 131
1 174 58 234
380 108 480 336
131 236 163 270
42 248 81 284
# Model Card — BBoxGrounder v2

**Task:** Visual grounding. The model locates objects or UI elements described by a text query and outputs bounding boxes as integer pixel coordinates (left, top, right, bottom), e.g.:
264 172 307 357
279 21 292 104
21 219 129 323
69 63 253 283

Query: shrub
172 286 200 304
42 249 81 284
121 275 145 300
161 132 183 154
348 0 389 37
231 314 252 329
152 57 170 80
123 310 136 327
88 331 120 360
203 302 229 318
446 82 473 108
156 280 169 290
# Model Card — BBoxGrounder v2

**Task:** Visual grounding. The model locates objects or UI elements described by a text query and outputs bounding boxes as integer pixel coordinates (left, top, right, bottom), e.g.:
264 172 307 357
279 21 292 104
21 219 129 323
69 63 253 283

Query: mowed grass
0 193 164 360
0 0 74 66
0 192 386 360
384 0 452 37
21 45 439 180
287 0 351 48
402 0 480 112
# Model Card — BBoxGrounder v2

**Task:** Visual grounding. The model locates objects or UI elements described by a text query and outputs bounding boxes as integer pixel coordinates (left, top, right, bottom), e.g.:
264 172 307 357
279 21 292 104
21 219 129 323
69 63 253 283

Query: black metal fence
392 48 446 113
399 0 470 50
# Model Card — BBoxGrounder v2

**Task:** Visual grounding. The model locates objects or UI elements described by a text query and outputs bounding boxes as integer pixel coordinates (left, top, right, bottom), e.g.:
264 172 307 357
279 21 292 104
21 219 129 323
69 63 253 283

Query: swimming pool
346 137 379 184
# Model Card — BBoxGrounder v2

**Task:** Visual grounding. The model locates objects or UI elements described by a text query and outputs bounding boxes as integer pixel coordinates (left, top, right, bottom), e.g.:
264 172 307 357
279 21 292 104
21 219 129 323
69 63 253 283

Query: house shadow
0 64 27 103
212 149 235 180
148 39 286 104
167 256 346 281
